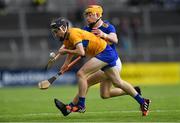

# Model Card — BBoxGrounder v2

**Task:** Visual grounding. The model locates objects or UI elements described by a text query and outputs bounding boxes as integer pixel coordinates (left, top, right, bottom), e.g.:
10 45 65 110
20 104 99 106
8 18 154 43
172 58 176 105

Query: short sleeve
69 31 82 46
107 24 116 34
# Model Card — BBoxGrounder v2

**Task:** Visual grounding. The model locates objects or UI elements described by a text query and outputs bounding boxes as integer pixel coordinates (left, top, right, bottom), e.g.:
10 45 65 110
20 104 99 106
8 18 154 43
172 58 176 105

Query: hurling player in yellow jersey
51 17 150 116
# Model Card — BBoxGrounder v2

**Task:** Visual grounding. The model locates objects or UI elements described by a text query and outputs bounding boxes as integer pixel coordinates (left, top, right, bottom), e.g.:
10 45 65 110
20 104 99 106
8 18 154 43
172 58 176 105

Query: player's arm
53 44 66 60
49 44 65 63
59 43 85 56
104 32 118 44
92 29 118 44
45 44 65 70
60 53 74 72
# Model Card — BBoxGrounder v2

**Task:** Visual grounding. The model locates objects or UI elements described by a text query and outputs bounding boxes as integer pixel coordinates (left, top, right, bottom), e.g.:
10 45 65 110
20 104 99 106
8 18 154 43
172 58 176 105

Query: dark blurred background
0 0 180 87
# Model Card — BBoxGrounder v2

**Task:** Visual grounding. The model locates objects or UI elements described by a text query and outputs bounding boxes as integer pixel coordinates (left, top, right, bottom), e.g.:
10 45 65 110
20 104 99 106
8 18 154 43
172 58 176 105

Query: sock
134 94 145 105
78 97 85 108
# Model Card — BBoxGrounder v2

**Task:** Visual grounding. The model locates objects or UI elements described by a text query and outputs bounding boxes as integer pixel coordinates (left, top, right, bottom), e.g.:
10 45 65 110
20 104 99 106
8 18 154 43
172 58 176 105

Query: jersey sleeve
107 24 116 34
69 31 82 46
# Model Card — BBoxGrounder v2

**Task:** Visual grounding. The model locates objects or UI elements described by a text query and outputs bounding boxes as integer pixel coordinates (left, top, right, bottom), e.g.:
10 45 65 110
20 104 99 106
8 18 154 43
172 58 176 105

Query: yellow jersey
63 28 107 56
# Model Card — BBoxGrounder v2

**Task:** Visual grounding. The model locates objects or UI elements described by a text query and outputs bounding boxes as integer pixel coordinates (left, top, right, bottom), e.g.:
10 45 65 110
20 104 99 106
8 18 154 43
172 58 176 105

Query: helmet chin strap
88 17 101 29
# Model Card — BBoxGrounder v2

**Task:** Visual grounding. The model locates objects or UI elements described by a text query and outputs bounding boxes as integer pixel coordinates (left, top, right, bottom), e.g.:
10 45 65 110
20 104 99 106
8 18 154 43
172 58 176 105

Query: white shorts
102 57 122 72
115 57 122 72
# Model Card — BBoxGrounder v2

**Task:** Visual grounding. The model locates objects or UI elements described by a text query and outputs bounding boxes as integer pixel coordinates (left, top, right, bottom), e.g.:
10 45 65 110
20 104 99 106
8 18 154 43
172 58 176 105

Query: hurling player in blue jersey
55 5 150 117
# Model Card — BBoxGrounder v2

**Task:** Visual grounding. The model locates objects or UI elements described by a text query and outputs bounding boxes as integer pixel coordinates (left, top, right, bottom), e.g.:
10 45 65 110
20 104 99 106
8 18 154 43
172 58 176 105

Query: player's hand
60 63 68 73
59 48 67 55
92 29 107 39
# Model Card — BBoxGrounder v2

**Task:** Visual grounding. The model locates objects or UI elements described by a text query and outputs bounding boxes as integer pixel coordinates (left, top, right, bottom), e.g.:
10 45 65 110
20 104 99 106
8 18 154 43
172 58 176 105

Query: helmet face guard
50 17 69 41
51 28 59 33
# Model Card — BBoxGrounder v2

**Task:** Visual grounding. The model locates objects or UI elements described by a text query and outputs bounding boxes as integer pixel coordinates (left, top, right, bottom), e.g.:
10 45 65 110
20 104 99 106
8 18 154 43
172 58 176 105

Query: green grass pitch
0 84 180 122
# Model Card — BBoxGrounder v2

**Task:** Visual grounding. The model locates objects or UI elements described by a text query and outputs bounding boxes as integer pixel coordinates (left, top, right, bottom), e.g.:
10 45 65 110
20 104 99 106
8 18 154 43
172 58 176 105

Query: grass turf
0 84 180 122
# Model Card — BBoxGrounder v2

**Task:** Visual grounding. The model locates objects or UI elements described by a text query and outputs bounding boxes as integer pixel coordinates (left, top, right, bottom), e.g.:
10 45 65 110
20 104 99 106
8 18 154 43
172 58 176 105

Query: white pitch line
88 109 180 113
0 110 180 118
0 113 58 118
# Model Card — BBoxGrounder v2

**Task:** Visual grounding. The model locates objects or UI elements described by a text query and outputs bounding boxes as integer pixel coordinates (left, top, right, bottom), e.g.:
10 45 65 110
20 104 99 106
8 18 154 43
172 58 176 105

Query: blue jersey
83 20 118 60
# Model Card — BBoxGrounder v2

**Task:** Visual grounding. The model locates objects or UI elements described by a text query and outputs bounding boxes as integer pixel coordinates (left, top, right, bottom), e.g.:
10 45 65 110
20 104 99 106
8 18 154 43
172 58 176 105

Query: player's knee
77 70 88 79
77 71 84 78
113 83 121 88
112 81 119 87
112 79 123 88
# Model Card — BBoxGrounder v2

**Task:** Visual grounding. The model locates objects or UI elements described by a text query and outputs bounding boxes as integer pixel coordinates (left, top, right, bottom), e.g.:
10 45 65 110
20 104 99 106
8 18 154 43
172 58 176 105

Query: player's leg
70 70 106 105
100 80 126 99
75 57 107 112
100 57 127 99
100 57 141 98
100 79 141 99
55 58 107 115
104 67 150 116
104 67 137 97
77 58 107 97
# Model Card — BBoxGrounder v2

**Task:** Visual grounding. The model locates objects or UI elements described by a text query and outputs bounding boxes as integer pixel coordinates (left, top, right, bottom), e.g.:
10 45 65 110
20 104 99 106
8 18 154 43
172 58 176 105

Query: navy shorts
95 45 118 69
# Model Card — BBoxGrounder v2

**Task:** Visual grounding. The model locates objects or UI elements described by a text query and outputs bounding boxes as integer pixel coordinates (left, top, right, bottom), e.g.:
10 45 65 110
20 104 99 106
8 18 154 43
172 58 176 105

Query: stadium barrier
0 69 76 87
0 62 180 87
121 62 180 85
